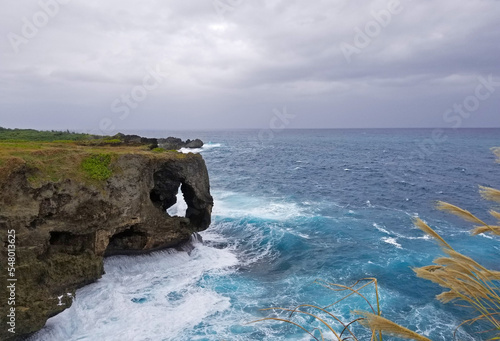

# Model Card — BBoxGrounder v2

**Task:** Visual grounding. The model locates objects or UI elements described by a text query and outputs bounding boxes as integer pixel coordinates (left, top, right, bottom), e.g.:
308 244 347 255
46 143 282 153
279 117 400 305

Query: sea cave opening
105 226 148 256
149 167 209 228
166 185 188 217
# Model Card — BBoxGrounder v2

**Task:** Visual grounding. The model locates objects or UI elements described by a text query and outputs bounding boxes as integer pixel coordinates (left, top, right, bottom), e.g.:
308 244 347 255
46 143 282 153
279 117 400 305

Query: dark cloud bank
1 0 499 132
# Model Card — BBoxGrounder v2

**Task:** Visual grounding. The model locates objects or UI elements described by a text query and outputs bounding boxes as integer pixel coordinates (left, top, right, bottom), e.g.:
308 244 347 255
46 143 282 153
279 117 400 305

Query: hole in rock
105 226 148 256
149 167 209 228
167 185 188 217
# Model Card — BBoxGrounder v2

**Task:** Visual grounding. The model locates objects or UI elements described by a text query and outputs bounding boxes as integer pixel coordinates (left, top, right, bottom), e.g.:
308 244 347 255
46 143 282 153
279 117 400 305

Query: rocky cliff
0 148 213 340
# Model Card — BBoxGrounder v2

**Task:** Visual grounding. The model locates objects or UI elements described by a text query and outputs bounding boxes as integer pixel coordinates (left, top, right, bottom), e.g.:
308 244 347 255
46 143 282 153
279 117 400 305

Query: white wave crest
212 190 309 221
382 237 402 249
373 223 391 235
179 143 222 154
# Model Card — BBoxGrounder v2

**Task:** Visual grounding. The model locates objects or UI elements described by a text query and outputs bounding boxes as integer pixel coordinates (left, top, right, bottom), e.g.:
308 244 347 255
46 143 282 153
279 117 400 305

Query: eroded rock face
0 153 212 340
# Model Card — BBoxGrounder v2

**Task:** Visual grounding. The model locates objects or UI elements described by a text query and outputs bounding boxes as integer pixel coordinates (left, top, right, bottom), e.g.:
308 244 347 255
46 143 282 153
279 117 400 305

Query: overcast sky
1 0 499 132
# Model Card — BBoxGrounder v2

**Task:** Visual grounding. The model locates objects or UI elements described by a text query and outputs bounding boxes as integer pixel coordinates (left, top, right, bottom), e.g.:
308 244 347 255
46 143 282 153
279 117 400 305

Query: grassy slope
0 129 185 186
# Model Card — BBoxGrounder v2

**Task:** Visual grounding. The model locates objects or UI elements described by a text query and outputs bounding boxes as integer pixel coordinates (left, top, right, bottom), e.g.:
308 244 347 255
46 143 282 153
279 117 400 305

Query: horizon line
2 126 500 133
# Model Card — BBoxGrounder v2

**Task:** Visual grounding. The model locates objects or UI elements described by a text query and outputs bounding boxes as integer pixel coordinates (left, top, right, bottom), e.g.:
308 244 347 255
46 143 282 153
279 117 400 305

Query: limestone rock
0 152 212 340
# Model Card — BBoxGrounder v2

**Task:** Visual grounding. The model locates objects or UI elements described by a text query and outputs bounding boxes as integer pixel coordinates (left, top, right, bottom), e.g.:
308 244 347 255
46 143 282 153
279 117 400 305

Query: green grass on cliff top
0 138 187 186
0 127 95 141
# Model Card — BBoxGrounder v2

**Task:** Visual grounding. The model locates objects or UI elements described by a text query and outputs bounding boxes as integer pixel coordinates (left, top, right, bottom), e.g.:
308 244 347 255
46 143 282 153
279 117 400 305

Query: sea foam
29 238 238 341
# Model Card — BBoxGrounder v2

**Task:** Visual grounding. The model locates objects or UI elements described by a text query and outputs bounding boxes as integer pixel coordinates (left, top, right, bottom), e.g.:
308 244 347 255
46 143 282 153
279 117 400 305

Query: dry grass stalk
480 186 500 203
251 306 352 341
316 278 380 314
414 222 500 338
493 147 500 166
490 210 500 222
253 279 386 341
471 225 500 236
413 218 453 250
482 271 500 281
443 249 490 273
436 201 489 226
436 291 461 304
355 311 431 341
433 257 476 277
250 317 324 341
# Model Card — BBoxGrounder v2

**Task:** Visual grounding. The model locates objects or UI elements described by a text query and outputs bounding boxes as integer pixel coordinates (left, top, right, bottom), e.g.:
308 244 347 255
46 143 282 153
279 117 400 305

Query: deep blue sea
30 129 500 341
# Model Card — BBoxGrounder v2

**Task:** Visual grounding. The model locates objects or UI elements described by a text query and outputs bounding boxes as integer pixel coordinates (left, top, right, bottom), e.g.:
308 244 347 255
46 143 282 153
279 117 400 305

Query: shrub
103 139 122 144
81 154 112 181
152 147 166 153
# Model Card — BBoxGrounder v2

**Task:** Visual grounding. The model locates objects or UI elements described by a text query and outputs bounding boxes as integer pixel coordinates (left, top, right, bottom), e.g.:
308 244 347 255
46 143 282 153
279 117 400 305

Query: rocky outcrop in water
158 137 204 150
0 152 212 340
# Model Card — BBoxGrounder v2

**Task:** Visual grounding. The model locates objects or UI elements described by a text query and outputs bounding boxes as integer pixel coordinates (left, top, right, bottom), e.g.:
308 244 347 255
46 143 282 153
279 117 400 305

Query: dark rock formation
185 139 204 149
113 133 158 149
158 137 204 150
0 152 212 340
158 136 183 150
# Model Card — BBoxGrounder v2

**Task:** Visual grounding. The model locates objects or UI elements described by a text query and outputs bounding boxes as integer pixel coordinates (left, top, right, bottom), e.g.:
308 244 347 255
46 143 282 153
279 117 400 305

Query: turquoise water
30 129 500 340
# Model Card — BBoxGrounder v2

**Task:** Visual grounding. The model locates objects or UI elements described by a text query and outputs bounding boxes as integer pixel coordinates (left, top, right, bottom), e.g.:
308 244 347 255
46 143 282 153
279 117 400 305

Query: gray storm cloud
0 0 499 131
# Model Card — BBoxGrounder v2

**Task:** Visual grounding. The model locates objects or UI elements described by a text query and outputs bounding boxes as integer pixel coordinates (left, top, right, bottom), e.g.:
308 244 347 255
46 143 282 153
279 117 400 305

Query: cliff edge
0 142 213 340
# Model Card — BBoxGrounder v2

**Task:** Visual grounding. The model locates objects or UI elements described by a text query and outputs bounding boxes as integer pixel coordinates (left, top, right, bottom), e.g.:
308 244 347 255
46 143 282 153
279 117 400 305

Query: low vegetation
0 127 96 141
0 128 186 186
255 148 500 341
81 154 113 181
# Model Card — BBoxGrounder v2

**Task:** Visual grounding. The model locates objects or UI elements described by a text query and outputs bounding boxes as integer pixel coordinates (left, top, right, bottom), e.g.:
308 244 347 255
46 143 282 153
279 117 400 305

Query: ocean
29 129 500 341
